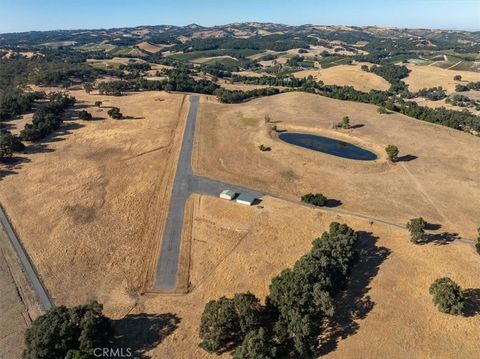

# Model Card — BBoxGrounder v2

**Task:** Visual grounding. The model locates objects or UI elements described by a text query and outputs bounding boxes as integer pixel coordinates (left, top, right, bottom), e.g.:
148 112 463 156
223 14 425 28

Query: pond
279 132 377 161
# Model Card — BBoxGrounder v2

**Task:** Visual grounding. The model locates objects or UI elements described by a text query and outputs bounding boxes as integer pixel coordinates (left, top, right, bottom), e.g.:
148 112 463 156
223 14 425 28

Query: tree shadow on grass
397 154 418 162
324 199 343 208
112 313 181 358
420 232 460 245
40 122 85 143
317 231 391 356
463 289 480 317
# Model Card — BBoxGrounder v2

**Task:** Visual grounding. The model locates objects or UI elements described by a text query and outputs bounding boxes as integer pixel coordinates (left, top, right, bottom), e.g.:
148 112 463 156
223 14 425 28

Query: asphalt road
0 205 53 311
154 96 263 291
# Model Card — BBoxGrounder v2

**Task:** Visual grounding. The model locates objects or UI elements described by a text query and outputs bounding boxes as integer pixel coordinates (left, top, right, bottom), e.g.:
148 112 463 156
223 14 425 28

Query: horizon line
1 21 479 36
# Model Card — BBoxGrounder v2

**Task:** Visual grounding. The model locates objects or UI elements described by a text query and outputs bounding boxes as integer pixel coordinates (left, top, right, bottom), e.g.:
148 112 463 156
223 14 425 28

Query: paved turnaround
0 205 53 310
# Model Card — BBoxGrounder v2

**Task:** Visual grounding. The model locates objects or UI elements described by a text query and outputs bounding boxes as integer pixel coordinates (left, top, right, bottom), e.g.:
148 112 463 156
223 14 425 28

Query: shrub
301 193 327 207
0 140 12 161
385 144 399 162
107 107 122 119
94 101 102 107
339 116 350 129
377 106 388 114
78 110 92 121
23 301 111 358
83 82 93 94
429 277 464 315
0 130 25 152
406 217 426 243
453 75 462 81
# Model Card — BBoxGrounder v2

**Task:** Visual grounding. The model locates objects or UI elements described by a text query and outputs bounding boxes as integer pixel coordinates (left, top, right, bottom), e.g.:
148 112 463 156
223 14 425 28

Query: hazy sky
1 0 479 33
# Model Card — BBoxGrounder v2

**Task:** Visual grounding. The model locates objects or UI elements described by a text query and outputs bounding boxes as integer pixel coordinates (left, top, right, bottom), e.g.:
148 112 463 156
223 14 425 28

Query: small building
236 193 256 206
219 189 235 200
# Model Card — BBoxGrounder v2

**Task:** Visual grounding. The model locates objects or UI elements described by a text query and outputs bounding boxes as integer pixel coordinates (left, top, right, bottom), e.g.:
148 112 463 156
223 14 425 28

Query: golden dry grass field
0 90 188 317
404 65 480 92
0 229 42 358
1 88 480 358
293 64 391 92
138 195 480 358
193 92 480 240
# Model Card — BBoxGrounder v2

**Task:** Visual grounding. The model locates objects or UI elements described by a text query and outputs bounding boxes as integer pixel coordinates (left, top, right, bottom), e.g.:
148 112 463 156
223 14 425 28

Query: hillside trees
23 301 111 359
19 92 76 141
199 292 262 353
199 222 360 357
0 89 45 120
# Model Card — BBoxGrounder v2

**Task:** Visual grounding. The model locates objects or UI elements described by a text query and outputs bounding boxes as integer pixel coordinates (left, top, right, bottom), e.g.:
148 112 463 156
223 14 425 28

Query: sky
0 0 479 33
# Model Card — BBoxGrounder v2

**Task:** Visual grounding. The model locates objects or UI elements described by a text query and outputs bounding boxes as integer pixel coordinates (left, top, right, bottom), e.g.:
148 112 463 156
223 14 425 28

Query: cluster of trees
200 63 232 79
215 87 280 104
368 63 410 87
446 94 480 110
415 87 447 101
199 222 360 358
455 81 480 92
118 62 151 72
20 92 75 141
23 301 111 358
0 129 25 161
0 89 45 120
301 193 327 207
175 34 315 52
97 80 136 96
231 74 319 89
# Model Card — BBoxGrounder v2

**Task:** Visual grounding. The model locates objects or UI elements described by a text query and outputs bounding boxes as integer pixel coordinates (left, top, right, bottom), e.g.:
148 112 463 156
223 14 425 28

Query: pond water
279 132 377 161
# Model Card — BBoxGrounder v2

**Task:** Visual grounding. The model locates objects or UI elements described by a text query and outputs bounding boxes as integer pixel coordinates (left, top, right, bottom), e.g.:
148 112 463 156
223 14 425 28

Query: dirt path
447 60 463 70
